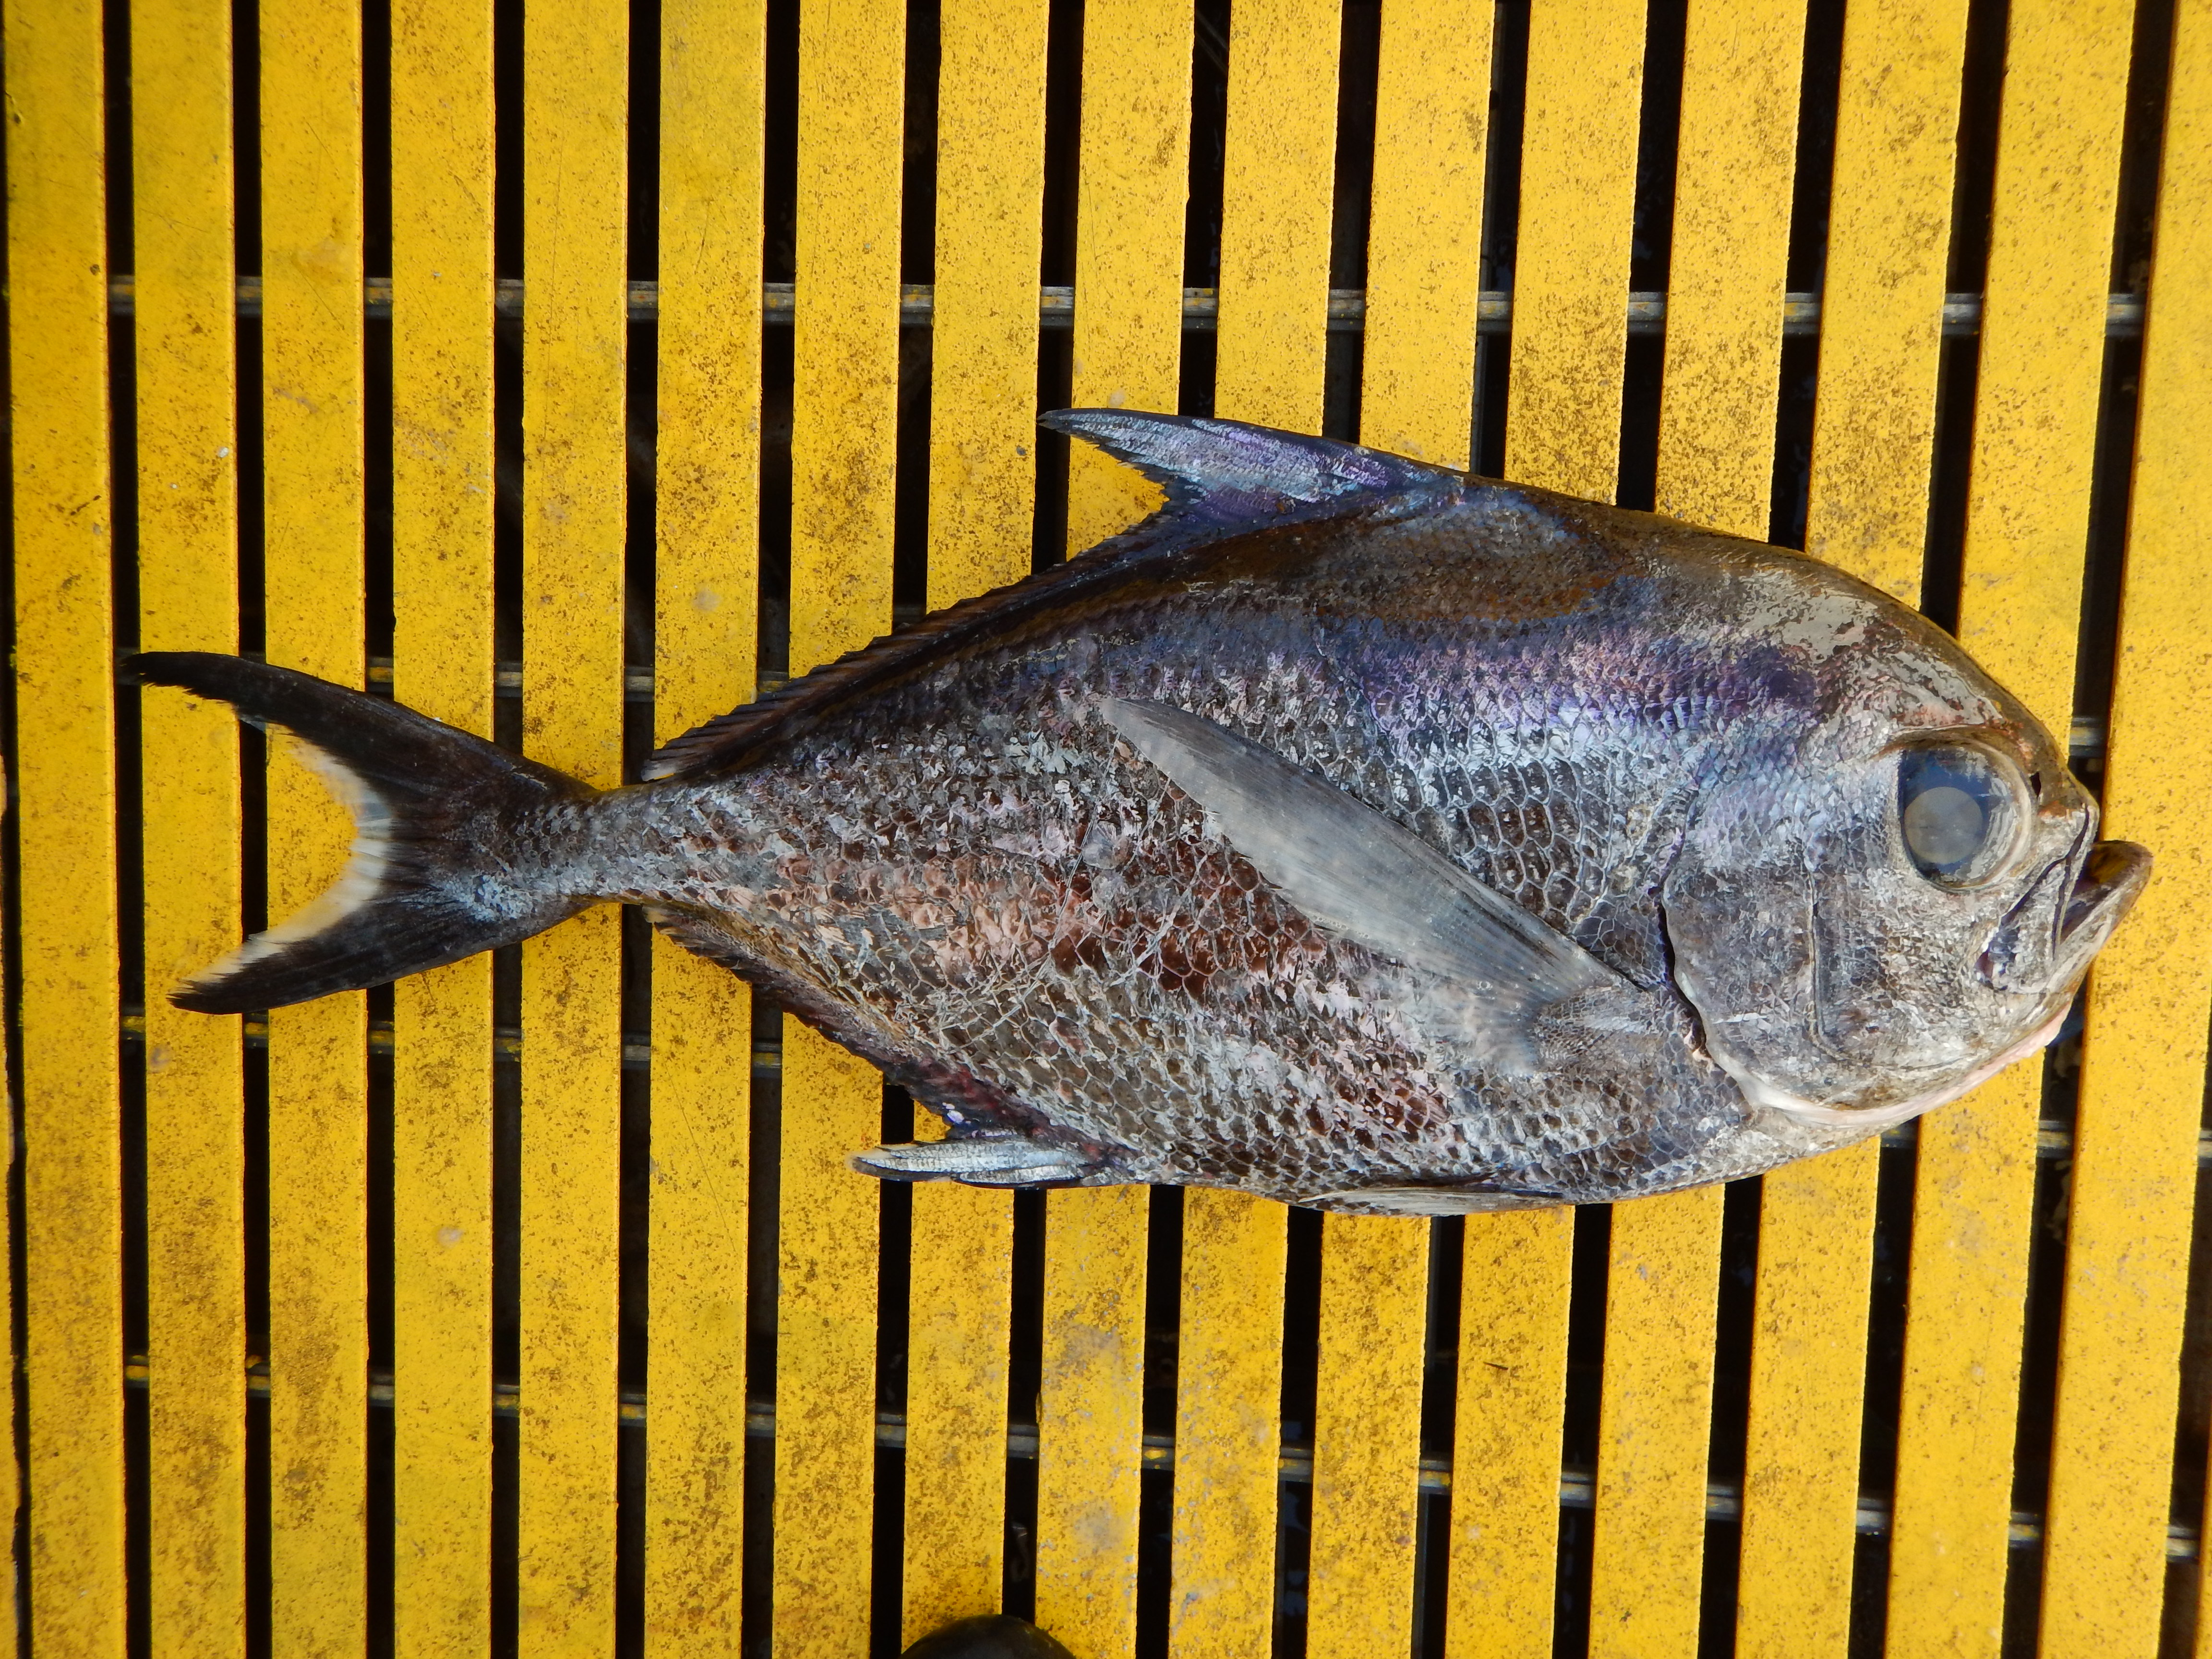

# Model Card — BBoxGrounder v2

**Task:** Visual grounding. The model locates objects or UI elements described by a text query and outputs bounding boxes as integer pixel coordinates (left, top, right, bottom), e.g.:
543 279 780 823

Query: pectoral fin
1103 697 1623 1072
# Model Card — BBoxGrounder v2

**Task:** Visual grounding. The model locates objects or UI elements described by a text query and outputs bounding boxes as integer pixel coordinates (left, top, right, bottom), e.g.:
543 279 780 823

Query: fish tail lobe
129 651 601 1013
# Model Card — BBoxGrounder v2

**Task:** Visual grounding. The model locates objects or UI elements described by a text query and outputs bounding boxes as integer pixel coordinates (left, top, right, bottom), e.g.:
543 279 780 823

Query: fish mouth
1984 836 2152 995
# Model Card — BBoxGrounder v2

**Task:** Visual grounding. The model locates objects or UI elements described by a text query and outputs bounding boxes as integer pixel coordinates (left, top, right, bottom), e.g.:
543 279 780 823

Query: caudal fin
128 652 598 1013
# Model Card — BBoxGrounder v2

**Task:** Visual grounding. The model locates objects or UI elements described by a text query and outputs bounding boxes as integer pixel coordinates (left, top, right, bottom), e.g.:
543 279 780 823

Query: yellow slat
131 0 246 1650
1446 1209 1573 1655
1587 7 1802 1648
1062 0 1188 555
1169 1189 1290 1659
1885 2 2131 1650
259 2 369 1649
1307 1215 1428 1658
1034 6 1185 1644
1358 0 1493 470
775 1022 885 1659
2043 0 2212 1647
517 0 629 1650
5 0 124 1649
1588 1189 1725 1659
0 791 15 1659
781 3 904 1650
901 7 1050 1637
647 1 765 1651
1166 10 1339 1651
1036 1186 1150 1653
1304 10 1494 1649
1502 0 1646 505
1655 0 1805 537
1210 0 1342 436
1737 6 1967 1652
389 0 497 1647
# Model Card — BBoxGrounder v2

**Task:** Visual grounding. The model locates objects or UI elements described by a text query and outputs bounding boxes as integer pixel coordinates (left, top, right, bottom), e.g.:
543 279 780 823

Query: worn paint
1590 8 1803 1648
517 0 629 1652
2043 0 2212 1649
647 2 765 1653
1063 0 1187 557
1447 1209 1573 1656
5 0 126 1651
390 0 498 1648
1503 0 1645 502
131 0 247 1652
1737 5 1968 1653
260 1 370 1650
1887 2 2132 1650
1358 0 1492 470
780 3 905 1652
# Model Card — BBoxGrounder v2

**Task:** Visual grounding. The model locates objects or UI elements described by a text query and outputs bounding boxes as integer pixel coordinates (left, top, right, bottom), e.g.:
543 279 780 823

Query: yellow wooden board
1887 2 2132 1651
648 1 766 1652
130 0 247 1651
517 1 630 1653
260 2 371 1650
5 0 126 1651
2042 0 2212 1649
780 2 905 1651
389 0 498 1649
1737 3 1967 1653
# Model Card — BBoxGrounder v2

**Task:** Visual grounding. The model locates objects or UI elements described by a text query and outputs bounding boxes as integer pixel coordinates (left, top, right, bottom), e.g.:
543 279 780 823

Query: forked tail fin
128 652 599 1014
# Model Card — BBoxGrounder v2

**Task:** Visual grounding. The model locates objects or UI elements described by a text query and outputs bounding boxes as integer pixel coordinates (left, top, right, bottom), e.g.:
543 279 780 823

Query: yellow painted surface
790 0 905 674
926 0 1049 608
1307 1215 1428 1659
389 0 497 1648
1064 0 1188 554
1734 1140 1880 1659
902 6 1048 1633
648 2 766 1651
1803 0 1971 601
1588 1188 1725 1659
0 855 15 1659
2042 0 2212 1648
1360 0 1493 469
1503 0 1646 502
130 0 246 1652
1738 11 1966 1653
5 0 125 1651
1212 0 1342 435
1036 1185 1149 1654
778 6 905 1653
1445 1208 1573 1655
517 0 629 1652
1169 1189 1288 1659
775 1021 884 1659
1655 0 1804 535
1887 4 2131 1651
259 2 369 1651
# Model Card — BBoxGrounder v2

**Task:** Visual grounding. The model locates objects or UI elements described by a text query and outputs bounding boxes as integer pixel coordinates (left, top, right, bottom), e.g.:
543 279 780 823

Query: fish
129 410 2151 1215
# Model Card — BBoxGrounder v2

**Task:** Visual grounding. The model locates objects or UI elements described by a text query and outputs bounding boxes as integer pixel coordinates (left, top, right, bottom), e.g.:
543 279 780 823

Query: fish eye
1896 743 2023 888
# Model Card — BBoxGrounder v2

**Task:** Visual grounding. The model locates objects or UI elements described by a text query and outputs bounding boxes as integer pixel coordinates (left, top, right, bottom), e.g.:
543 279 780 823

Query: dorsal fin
641 412 1461 782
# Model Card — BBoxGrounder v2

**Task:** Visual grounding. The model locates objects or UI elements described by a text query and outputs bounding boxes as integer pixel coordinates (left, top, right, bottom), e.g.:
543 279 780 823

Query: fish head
1661 565 2150 1129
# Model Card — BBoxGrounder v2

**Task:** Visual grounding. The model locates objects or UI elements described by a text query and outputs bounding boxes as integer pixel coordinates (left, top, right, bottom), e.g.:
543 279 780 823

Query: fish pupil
1898 745 2010 880
1903 784 1984 866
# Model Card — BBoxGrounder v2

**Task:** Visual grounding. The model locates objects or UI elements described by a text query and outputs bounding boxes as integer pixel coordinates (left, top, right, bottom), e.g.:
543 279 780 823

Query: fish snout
2054 838 2151 970
1985 837 2151 994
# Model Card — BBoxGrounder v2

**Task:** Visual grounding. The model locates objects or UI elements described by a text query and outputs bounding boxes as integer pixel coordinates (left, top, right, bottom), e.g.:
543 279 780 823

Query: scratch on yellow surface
2042 2 2212 1652
260 1 370 1651
6 2 125 1649
1169 1189 1288 1659
517 1 629 1653
1887 3 2131 1652
1503 0 1646 503
389 0 497 1649
647 3 766 1653
1447 1208 1572 1656
1064 0 1188 555
1212 0 1342 436
131 0 247 1651
1360 0 1492 470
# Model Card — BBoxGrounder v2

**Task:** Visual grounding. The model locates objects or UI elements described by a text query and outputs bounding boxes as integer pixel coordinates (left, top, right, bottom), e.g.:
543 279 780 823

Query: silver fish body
131 412 2149 1214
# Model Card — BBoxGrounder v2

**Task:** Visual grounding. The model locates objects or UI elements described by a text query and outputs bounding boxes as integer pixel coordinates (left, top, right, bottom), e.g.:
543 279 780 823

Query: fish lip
2044 837 2152 986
